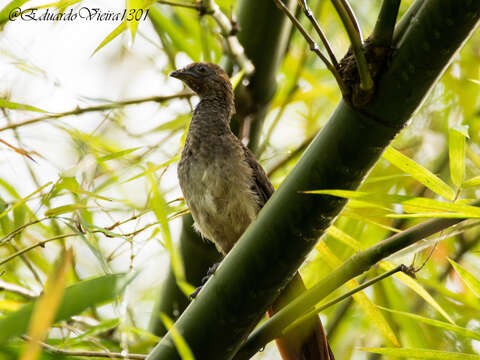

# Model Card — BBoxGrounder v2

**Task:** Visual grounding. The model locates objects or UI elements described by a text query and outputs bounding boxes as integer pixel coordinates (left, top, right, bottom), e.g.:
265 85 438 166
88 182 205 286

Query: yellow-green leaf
378 306 480 340
20 249 72 360
44 204 89 217
360 347 480 359
0 98 47 113
327 227 454 324
382 146 455 200
160 313 195 360
92 21 127 56
463 175 480 188
449 127 467 188
316 241 399 346
448 258 480 297
0 0 29 26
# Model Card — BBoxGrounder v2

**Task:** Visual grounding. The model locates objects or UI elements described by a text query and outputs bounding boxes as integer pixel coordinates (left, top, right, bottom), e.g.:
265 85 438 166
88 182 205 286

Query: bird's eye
197 66 207 74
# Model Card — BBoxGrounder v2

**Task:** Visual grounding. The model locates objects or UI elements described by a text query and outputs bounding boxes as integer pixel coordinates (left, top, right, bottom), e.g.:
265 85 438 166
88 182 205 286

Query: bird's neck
191 94 234 129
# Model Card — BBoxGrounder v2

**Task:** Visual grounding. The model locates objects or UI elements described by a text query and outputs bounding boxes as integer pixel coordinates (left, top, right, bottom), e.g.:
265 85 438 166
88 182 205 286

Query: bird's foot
188 262 221 300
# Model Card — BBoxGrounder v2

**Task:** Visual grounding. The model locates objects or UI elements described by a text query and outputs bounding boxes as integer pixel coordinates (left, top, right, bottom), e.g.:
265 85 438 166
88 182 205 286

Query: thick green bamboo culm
146 0 480 359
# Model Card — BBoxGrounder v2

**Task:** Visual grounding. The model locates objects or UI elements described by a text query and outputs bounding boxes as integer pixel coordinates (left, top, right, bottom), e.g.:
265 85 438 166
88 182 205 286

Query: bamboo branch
157 0 200 10
272 0 347 95
299 0 338 68
0 92 193 133
371 0 401 47
0 280 39 299
330 0 373 90
202 0 254 75
22 335 146 359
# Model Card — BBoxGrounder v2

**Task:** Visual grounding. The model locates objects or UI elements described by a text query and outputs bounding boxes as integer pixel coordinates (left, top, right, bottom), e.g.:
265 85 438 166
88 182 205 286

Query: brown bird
170 62 334 360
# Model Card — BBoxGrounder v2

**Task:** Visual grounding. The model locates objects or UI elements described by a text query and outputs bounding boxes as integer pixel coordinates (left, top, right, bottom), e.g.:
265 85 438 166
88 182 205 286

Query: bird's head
170 62 233 101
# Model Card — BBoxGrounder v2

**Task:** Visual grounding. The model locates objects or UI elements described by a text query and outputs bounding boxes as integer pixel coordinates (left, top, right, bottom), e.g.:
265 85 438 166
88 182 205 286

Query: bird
170 62 273 256
170 62 334 360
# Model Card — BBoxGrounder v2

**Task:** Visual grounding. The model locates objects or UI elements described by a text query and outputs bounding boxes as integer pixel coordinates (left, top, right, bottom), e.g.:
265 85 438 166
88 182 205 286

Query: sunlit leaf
378 306 480 341
91 21 127 56
382 147 456 200
160 313 194 360
448 258 480 297
0 99 47 113
327 226 454 324
98 147 142 162
0 274 126 345
0 0 29 26
360 347 480 359
20 249 72 360
44 204 89 217
316 241 399 346
449 127 467 189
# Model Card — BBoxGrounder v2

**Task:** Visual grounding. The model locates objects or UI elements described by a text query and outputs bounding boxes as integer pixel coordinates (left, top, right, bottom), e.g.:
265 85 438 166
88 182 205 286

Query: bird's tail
267 272 335 360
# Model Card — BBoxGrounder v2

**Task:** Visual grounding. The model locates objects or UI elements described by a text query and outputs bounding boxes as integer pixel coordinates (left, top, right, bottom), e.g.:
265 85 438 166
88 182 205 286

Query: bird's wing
242 145 274 208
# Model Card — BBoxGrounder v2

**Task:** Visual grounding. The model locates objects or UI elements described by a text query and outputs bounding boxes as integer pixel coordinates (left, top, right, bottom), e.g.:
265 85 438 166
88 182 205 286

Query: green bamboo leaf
0 99 47 113
378 306 480 341
0 274 126 345
97 147 142 162
0 0 29 26
160 314 195 360
20 249 72 360
448 258 480 297
360 347 480 359
0 182 52 219
123 156 179 183
449 127 467 189
463 175 480 188
91 21 127 56
147 166 185 283
126 0 154 41
44 204 89 217
148 4 200 61
382 146 456 200
230 70 245 90
308 190 480 218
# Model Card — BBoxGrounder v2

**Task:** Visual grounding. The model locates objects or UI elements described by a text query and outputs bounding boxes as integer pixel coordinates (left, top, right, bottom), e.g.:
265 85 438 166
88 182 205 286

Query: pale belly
178 153 259 255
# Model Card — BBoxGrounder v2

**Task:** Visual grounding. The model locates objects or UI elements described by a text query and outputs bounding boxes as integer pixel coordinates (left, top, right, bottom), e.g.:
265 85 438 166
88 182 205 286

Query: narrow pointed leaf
20 249 72 360
448 258 480 297
0 99 47 113
382 146 456 200
449 127 467 188
360 347 480 359
378 306 480 341
0 273 126 345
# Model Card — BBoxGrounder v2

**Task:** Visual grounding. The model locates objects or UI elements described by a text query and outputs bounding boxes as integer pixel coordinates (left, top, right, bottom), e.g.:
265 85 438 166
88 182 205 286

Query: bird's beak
169 69 197 80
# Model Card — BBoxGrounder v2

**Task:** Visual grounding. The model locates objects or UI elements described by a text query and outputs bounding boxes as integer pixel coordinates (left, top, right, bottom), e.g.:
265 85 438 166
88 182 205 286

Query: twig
299 0 338 68
157 0 200 10
272 0 347 95
282 264 409 335
202 0 254 75
22 336 146 359
0 217 50 246
0 233 81 266
393 0 426 45
0 92 193 133
330 0 373 90
0 280 39 299
371 0 401 47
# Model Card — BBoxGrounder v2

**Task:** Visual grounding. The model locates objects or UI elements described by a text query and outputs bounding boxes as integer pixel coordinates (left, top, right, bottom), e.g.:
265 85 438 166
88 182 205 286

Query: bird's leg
189 262 221 300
